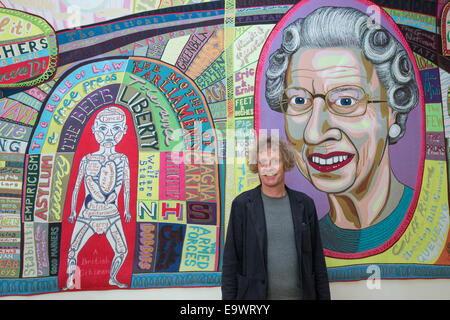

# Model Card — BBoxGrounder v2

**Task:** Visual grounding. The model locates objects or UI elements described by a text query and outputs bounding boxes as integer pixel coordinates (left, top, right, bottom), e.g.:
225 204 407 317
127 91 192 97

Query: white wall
331 279 450 299
2 279 450 300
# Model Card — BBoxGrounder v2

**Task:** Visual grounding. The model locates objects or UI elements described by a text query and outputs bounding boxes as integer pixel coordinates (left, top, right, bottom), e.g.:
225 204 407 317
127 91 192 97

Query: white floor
2 278 450 300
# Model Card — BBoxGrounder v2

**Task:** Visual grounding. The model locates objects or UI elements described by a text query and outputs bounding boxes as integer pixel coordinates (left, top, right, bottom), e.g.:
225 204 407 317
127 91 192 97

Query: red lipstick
308 152 354 172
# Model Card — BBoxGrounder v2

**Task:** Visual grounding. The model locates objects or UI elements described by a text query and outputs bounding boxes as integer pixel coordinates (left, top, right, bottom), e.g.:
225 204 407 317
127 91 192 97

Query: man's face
284 47 396 194
257 147 285 189
92 109 127 147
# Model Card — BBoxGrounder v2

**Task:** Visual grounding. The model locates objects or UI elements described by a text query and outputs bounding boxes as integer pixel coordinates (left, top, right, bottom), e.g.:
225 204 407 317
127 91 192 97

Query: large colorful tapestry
0 0 450 296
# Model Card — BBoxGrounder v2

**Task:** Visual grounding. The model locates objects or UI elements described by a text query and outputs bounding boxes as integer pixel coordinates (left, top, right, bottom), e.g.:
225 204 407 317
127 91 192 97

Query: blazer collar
248 185 267 260
285 185 305 224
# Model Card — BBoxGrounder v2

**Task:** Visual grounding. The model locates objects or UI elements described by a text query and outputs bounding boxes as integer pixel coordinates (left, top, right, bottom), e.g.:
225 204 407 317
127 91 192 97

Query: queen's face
284 47 396 194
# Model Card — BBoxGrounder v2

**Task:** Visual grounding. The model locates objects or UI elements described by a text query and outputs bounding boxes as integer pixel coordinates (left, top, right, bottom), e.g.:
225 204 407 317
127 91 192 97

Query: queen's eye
328 86 364 108
336 97 357 107
291 96 307 105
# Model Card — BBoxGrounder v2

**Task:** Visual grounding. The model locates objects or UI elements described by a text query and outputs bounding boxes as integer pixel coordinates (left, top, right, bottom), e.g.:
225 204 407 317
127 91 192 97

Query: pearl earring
389 123 401 139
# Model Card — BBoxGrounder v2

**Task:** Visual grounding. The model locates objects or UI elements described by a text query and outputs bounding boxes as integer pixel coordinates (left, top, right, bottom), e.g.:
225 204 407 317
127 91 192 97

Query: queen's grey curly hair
265 6 419 144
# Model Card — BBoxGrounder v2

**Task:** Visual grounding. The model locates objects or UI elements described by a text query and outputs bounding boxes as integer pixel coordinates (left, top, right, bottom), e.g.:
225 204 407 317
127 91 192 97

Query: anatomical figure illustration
63 106 131 290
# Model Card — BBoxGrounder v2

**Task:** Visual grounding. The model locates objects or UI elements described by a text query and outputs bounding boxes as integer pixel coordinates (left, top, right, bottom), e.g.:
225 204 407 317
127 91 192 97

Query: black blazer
221 185 330 300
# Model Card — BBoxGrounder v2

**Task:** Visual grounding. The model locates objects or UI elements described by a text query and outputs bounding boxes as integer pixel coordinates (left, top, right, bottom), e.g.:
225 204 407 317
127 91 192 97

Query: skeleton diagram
64 106 131 290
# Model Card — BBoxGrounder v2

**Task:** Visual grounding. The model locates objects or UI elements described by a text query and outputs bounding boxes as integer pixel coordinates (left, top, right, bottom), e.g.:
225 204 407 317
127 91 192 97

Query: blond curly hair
247 134 296 174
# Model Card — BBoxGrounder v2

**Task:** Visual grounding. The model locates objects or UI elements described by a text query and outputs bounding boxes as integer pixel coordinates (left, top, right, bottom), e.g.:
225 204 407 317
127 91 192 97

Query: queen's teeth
311 155 349 165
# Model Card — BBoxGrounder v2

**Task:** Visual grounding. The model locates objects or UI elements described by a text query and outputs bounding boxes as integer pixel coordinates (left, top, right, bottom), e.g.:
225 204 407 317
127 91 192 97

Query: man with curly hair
222 133 330 300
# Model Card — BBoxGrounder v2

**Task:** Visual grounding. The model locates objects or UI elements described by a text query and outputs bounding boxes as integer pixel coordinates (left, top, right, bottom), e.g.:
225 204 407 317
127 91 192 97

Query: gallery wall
0 0 450 298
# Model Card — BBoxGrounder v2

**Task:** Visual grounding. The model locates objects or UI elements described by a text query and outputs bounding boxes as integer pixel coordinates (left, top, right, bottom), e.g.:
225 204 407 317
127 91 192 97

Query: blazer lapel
248 186 267 264
286 186 305 254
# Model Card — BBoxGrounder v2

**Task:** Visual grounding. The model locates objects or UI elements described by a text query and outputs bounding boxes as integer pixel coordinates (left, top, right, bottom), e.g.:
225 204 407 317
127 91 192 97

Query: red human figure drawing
63 106 131 290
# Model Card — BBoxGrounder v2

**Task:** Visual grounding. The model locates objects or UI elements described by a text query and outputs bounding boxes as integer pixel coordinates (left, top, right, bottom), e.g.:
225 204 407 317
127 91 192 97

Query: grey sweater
261 190 302 300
